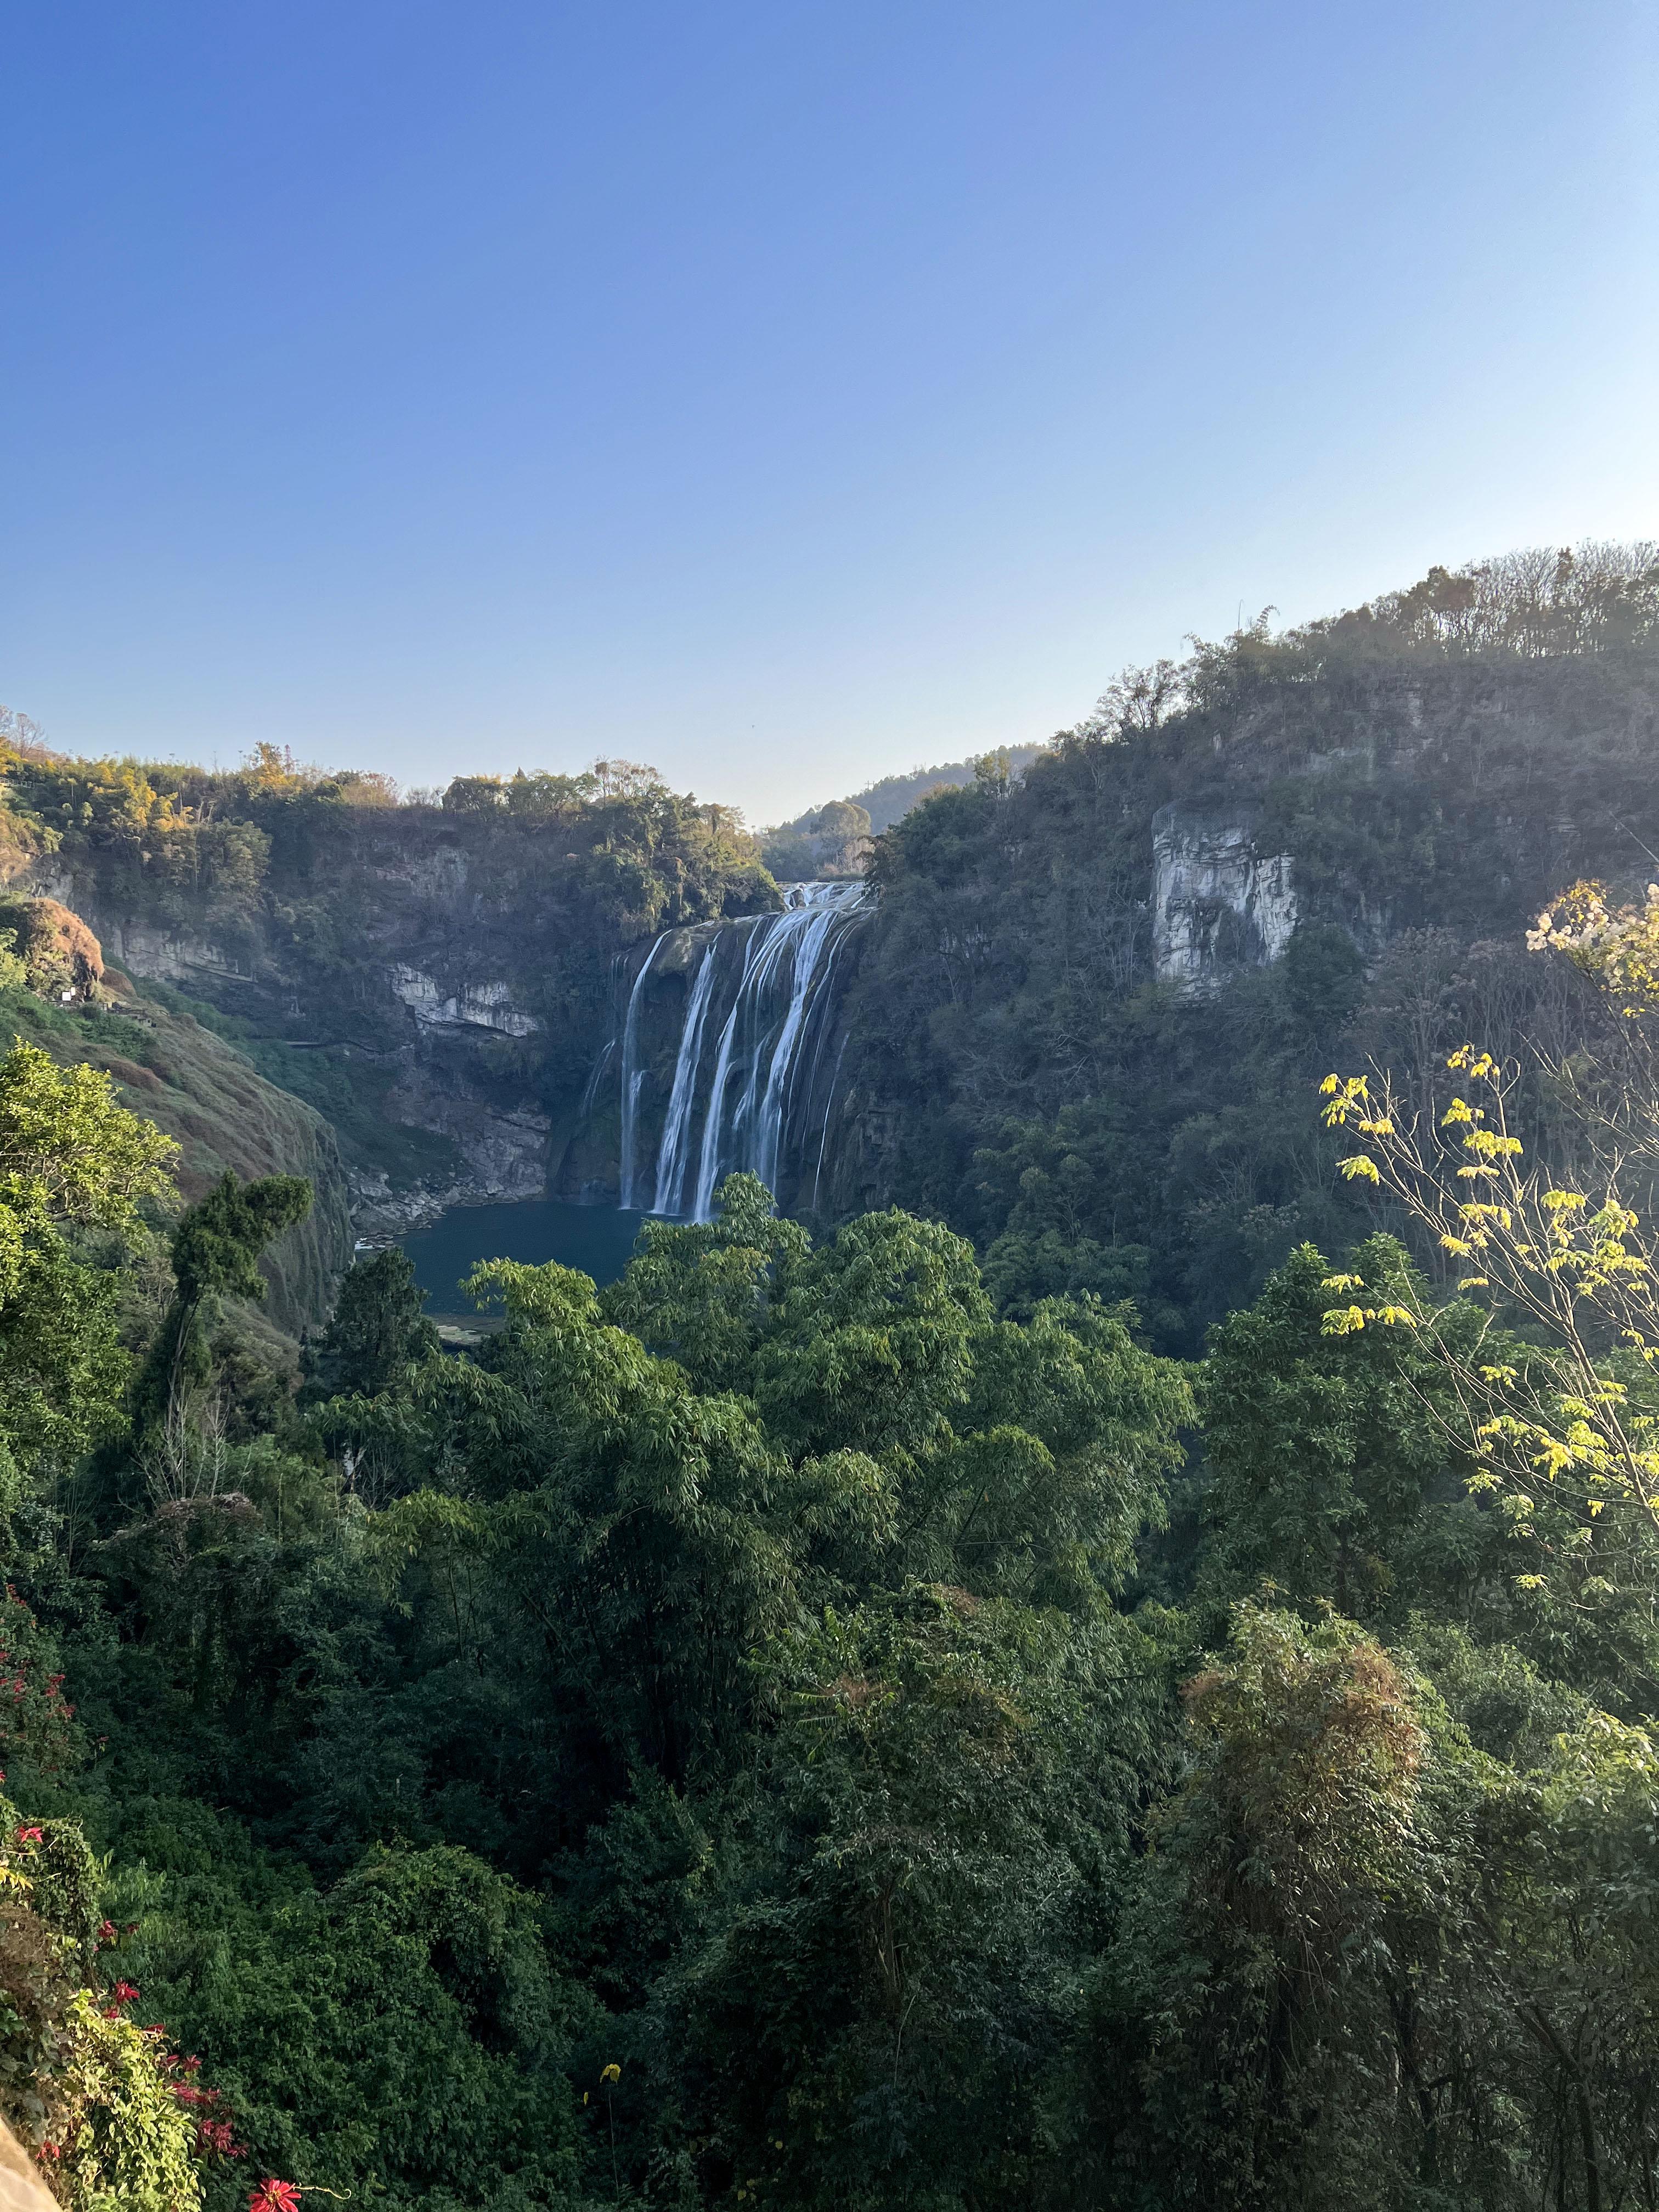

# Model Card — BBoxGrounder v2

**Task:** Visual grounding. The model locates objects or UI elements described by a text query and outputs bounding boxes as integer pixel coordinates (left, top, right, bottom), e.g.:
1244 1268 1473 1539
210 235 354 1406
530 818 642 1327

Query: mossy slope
0 978 352 1334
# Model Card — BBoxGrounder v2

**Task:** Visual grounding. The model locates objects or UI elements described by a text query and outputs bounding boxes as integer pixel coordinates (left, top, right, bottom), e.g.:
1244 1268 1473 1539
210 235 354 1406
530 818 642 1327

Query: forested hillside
832 544 1659 1346
2 543 1659 2209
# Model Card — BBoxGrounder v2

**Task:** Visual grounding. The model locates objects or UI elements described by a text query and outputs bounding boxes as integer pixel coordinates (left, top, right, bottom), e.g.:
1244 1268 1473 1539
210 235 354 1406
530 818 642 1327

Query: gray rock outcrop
1152 804 1297 989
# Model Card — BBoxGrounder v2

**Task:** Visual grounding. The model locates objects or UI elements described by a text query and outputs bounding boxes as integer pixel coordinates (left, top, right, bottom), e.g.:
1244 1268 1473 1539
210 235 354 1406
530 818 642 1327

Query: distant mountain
760 747 1047 879
831 746 1045 832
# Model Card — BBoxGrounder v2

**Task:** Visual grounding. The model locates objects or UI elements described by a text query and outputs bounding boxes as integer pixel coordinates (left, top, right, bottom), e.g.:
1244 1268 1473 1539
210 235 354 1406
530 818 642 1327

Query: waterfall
652 937 720 1215
688 885 857 1219
617 937 663 1209
611 881 868 1222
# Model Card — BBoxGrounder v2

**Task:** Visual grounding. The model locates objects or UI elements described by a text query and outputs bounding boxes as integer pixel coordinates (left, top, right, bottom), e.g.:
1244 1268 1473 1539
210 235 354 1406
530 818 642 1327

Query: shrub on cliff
0 906 102 1004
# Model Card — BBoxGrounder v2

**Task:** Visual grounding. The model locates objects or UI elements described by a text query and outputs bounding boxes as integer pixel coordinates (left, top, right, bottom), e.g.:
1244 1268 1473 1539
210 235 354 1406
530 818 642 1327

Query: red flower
97 1918 117 1946
111 1981 139 2005
249 2182 301 2212
15 1826 42 1846
35 2143 60 2163
197 2118 246 2158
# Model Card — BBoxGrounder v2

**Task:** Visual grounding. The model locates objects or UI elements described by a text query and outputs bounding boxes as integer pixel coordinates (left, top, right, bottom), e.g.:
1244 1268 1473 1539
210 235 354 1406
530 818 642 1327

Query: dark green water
401 1199 649 1313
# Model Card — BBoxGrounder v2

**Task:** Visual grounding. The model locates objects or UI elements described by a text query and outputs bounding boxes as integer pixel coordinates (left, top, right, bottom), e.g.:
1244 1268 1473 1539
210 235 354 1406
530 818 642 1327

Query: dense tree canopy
0 1047 1652 2210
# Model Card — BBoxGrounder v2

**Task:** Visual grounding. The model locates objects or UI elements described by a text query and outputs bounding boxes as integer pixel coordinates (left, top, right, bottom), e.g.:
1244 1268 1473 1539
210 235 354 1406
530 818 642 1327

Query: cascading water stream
616 937 663 1209
652 938 721 1214
611 881 868 1222
690 885 857 1217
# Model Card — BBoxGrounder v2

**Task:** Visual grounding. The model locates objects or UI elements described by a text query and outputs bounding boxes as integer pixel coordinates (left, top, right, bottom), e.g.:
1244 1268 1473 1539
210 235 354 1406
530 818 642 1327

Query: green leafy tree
1198 1237 1491 1628
134 1173 312 1454
112 1829 589 2212
301 1246 438 1402
667 1587 1157 2212
0 1040 176 1489
284 1181 1187 1887
1074 1606 1435 2212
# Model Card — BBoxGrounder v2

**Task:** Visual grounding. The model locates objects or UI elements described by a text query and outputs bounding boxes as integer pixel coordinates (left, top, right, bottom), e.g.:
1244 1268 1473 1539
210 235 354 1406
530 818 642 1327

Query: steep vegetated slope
0 884 349 1337
0 974 351 1338
830 546 1659 1346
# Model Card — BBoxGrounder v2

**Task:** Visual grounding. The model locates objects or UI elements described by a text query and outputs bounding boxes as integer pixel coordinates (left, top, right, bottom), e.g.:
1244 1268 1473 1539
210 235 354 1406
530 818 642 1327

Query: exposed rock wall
1151 805 1297 989
390 967 539 1037
27 851 552 1241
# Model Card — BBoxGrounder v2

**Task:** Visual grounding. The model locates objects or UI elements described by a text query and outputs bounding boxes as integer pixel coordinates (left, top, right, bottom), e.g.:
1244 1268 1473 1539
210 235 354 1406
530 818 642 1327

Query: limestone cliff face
26 838 555 1240
61 910 249 994
389 967 539 1037
1150 805 1297 989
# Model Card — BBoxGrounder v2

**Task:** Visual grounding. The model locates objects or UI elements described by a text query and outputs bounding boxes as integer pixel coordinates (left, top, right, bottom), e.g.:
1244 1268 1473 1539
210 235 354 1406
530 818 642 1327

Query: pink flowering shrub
0 1801 247 2208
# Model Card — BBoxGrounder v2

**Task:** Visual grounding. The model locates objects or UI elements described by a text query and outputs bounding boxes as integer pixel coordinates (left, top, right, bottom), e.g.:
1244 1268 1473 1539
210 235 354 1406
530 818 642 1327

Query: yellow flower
601 2062 622 2086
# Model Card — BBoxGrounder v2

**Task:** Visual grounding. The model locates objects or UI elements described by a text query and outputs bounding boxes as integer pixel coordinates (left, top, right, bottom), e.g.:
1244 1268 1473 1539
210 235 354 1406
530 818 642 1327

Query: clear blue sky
4 1 1656 822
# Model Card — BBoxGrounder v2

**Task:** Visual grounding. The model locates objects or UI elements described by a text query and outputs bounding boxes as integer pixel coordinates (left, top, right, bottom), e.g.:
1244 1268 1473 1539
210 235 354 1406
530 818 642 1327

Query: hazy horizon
5 1 1657 822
